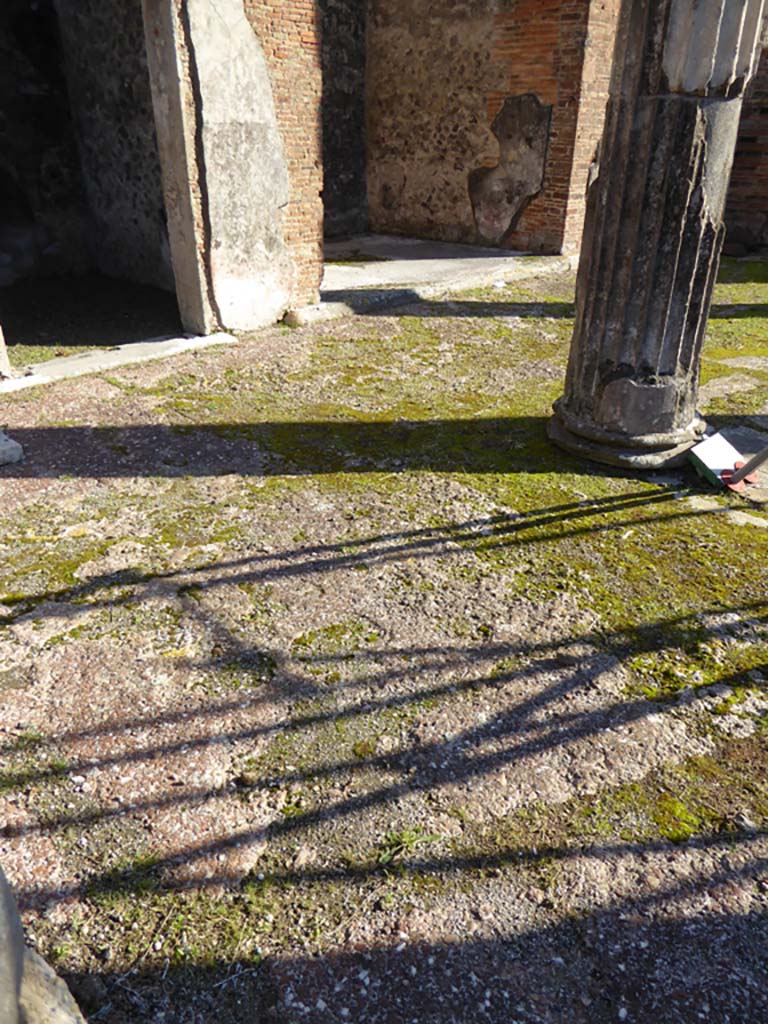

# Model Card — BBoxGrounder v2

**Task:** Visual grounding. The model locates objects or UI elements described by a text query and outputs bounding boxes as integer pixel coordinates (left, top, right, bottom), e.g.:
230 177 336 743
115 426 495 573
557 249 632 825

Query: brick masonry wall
244 1 324 305
367 0 609 255
725 44 768 253
562 0 620 252
488 0 593 253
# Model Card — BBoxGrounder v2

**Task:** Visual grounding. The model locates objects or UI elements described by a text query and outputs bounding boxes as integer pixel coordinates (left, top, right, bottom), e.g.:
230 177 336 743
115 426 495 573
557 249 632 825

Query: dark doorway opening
319 0 369 239
0 0 181 372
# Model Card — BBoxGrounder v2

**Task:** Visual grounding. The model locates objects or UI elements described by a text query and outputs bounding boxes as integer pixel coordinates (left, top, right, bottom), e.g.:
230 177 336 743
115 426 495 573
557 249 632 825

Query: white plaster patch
210 265 291 332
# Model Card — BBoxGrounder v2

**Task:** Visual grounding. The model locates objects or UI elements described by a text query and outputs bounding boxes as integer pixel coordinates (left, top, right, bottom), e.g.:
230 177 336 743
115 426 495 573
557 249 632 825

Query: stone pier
1 866 85 1023
549 0 767 468
141 0 295 334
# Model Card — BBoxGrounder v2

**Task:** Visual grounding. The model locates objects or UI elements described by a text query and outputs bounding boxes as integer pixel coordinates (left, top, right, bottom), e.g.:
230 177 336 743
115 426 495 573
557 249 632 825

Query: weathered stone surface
54 0 173 290
142 0 212 334
2 866 86 1024
365 0 618 254
469 94 552 245
143 0 294 333
550 0 766 468
19 951 87 1024
0 325 11 379
0 866 24 1024
186 0 293 330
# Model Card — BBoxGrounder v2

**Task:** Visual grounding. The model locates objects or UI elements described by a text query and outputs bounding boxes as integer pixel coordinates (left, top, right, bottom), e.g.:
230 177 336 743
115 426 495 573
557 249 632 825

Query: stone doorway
0 0 181 375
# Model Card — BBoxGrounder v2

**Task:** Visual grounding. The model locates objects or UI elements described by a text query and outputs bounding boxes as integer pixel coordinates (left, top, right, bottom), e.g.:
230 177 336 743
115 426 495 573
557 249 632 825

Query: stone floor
321 234 572 295
0 260 766 1023
299 235 573 325
2 236 572 388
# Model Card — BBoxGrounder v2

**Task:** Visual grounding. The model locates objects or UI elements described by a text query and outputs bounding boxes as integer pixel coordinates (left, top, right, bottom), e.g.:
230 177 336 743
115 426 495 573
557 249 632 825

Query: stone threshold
0 332 237 395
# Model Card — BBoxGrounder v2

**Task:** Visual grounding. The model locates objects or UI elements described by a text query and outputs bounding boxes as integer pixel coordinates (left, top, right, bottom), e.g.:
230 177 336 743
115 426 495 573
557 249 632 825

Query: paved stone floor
321 234 572 293
2 237 572 387
0 260 766 1023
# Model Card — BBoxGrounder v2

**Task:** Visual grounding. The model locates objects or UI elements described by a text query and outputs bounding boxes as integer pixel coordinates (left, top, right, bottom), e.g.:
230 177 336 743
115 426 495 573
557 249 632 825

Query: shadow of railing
0 489 720 629
3 570 766 1020
321 289 576 319
52 813 768 1022
5 586 766 906
2 418 766 1020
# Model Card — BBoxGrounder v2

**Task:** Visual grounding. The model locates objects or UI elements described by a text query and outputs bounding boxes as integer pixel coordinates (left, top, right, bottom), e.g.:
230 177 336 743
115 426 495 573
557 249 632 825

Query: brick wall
562 0 620 252
725 45 768 253
366 0 615 255
488 0 591 253
244 1 324 305
238 0 618 276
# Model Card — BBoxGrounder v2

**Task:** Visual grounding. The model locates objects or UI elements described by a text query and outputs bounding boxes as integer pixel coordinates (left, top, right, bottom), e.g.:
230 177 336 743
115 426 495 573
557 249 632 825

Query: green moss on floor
2 253 767 672
450 733 768 872
8 343 98 368
4 257 768 1014
0 730 69 797
28 730 767 993
292 620 381 658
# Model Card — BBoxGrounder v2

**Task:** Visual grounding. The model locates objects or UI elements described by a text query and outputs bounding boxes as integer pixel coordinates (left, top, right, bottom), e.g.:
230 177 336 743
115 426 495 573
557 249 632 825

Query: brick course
245 1 324 305
563 0 620 251
240 0 762 285
489 0 592 253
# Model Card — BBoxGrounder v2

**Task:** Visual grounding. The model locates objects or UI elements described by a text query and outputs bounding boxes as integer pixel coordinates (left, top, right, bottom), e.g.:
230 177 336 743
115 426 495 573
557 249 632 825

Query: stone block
2 866 86 1024
0 430 23 465
19 951 87 1024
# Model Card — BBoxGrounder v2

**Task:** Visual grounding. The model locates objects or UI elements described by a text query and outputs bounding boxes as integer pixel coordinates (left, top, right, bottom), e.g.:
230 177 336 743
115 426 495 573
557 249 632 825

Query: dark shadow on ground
705 412 768 435
0 274 182 353
709 302 768 319
3 417 739 489
0 417 632 478
324 240 533 262
4 584 766 1021
5 590 765 896
321 288 575 318
59 839 768 1023
716 257 768 286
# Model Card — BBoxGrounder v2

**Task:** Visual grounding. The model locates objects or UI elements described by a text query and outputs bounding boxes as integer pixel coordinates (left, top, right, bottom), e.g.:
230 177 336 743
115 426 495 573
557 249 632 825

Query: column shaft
549 0 766 468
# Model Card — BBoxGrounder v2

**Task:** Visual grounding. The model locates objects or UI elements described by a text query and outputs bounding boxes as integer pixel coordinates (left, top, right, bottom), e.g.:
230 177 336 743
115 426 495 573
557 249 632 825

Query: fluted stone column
549 0 766 468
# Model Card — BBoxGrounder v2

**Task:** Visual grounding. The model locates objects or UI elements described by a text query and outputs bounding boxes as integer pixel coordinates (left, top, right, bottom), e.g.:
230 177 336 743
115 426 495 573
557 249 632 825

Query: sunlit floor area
1 259 767 1023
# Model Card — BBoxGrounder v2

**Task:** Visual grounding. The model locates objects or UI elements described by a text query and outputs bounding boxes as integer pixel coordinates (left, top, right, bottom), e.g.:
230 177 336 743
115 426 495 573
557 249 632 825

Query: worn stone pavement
0 262 767 1023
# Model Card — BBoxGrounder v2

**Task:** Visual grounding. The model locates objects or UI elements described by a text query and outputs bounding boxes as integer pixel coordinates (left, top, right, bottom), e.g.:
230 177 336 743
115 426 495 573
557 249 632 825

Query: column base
0 431 23 466
547 414 705 470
